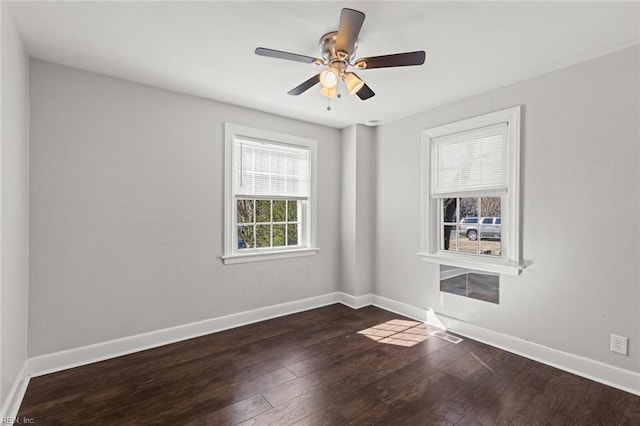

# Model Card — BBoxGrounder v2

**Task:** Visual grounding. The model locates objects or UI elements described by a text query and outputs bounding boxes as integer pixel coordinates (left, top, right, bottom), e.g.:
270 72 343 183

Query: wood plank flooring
18 304 640 425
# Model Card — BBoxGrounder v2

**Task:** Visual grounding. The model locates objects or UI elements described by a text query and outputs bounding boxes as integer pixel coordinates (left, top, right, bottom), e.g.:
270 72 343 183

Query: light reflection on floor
357 319 429 347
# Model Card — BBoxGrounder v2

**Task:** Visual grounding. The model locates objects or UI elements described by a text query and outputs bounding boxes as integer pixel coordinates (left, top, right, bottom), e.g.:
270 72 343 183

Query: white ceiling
9 1 640 129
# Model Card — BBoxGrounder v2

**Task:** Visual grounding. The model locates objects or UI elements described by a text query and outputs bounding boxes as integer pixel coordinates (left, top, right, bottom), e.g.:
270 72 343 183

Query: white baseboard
1 361 30 420
371 294 428 322
432 313 640 396
28 292 341 378
337 291 372 309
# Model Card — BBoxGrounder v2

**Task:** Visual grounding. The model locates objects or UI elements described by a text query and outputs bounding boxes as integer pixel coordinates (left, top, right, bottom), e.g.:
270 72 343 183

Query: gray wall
375 45 640 373
28 60 342 357
340 124 375 296
1 2 30 407
24 40 640 378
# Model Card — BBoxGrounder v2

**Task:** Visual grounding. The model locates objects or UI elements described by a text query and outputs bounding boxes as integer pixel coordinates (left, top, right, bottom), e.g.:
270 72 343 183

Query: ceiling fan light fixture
319 69 338 88
343 72 365 95
320 85 337 99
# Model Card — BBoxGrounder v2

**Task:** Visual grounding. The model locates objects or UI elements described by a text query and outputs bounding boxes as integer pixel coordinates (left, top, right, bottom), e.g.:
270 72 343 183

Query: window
419 106 522 275
223 124 318 264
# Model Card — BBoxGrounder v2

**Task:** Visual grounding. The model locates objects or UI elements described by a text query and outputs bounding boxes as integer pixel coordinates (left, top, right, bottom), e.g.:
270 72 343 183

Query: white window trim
418 106 522 276
222 123 318 265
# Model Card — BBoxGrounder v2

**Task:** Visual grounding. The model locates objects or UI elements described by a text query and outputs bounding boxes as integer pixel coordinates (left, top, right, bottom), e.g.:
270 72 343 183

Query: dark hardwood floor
18 304 640 425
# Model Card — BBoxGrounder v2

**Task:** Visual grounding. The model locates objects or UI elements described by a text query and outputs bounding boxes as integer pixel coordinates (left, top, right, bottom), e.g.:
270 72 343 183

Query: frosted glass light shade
320 86 337 99
343 72 365 95
319 69 338 88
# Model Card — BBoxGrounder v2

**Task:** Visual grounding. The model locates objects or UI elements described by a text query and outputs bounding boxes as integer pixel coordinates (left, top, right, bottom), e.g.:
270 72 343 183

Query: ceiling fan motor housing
320 31 355 75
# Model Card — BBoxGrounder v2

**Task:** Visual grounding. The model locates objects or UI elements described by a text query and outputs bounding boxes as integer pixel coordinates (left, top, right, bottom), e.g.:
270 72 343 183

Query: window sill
222 248 319 265
417 251 523 276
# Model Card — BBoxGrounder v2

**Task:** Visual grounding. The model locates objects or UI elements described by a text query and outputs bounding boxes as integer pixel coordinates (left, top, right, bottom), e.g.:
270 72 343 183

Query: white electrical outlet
610 334 628 355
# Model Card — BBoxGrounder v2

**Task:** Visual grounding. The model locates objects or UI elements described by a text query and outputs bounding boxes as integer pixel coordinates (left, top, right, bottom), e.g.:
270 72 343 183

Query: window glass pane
256 225 271 248
287 200 298 222
237 199 254 223
457 197 480 254
478 197 501 256
441 198 457 252
480 197 501 217
287 223 298 246
273 224 286 247
442 197 504 256
273 200 286 222
237 225 254 249
459 197 478 218
256 200 271 223
442 198 457 223
480 239 501 256
455 236 479 254
236 199 301 250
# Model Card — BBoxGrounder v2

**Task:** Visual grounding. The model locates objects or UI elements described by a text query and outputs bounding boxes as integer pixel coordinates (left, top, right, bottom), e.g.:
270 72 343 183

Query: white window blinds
431 123 508 197
235 138 310 199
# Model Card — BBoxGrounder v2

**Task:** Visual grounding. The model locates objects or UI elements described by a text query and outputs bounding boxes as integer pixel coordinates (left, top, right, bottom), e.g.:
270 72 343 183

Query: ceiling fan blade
255 47 321 64
287 73 321 95
336 8 365 55
356 83 375 100
355 51 426 69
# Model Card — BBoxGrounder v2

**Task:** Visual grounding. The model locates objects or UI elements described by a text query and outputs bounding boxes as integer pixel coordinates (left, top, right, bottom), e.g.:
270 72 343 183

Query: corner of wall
339 124 376 298
0 0 31 416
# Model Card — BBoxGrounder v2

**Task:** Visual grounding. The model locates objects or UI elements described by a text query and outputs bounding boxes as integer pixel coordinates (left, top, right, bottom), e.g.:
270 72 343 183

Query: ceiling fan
255 8 426 101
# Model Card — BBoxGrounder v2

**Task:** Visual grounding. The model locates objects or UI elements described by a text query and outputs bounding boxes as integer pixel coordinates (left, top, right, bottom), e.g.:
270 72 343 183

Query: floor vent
430 330 463 344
